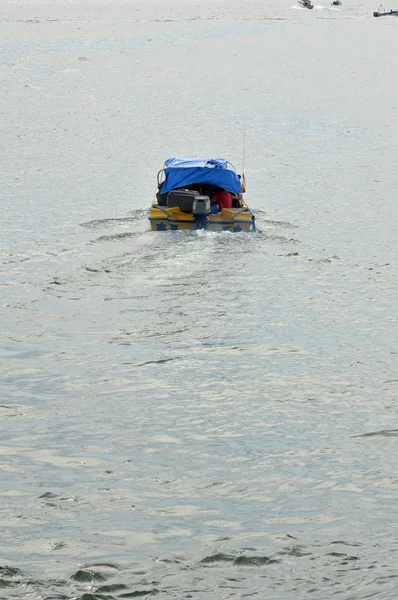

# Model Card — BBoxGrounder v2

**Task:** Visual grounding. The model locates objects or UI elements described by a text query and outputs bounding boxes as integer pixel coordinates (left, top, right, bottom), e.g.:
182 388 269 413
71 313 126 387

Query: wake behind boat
297 0 314 8
148 157 256 232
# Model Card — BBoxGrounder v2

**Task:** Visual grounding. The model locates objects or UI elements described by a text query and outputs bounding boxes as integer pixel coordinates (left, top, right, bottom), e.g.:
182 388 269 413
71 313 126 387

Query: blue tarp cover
161 157 242 195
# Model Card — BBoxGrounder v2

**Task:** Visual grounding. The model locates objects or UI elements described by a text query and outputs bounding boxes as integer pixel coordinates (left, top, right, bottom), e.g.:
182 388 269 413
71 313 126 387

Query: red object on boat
214 190 233 210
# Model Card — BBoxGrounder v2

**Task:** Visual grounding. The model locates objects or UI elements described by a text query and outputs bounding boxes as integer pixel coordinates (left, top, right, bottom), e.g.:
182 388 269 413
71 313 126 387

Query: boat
373 7 398 15
297 0 314 8
149 157 256 232
331 1 342 5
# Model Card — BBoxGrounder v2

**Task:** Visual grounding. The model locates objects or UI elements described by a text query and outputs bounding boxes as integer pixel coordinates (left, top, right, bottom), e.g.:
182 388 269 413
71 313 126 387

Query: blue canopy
161 157 243 195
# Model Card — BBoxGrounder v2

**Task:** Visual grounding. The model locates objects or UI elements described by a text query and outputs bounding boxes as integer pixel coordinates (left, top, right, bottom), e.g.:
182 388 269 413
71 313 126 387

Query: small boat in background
297 0 314 8
149 157 256 232
373 6 398 15
331 0 342 5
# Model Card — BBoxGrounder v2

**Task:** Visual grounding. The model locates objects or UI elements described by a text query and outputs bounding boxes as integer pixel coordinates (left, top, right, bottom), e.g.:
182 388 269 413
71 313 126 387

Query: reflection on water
1 0 398 598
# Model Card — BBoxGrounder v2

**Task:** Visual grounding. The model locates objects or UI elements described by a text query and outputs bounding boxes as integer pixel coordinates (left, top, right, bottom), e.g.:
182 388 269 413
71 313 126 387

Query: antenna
242 117 247 174
241 118 247 193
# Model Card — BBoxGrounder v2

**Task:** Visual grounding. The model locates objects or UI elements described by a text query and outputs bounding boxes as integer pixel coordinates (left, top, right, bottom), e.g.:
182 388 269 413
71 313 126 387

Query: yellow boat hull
149 204 255 232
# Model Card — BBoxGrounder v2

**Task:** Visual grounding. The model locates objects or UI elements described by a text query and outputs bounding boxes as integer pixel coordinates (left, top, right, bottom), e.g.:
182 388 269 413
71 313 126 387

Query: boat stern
149 203 255 232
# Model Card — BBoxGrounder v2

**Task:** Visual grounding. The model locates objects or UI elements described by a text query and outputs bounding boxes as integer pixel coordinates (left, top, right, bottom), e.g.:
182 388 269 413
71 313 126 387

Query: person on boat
210 188 233 213
215 190 233 209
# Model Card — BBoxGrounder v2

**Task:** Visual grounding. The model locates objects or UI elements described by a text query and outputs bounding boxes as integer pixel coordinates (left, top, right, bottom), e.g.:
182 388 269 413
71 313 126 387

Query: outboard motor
192 195 211 229
167 189 198 213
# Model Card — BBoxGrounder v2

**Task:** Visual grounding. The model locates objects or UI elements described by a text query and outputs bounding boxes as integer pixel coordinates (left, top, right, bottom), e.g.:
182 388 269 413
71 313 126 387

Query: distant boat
331 0 342 5
297 0 314 8
373 7 398 15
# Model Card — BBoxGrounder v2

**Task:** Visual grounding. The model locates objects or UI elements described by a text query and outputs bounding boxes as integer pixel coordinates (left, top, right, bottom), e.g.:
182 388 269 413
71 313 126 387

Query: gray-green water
1 0 398 598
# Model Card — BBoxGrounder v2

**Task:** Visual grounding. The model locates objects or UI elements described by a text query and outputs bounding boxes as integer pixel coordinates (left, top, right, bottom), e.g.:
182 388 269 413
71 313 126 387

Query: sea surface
1 0 398 598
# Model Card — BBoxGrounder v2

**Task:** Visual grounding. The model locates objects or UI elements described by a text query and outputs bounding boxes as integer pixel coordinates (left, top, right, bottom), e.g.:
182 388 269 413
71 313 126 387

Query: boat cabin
156 157 245 213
